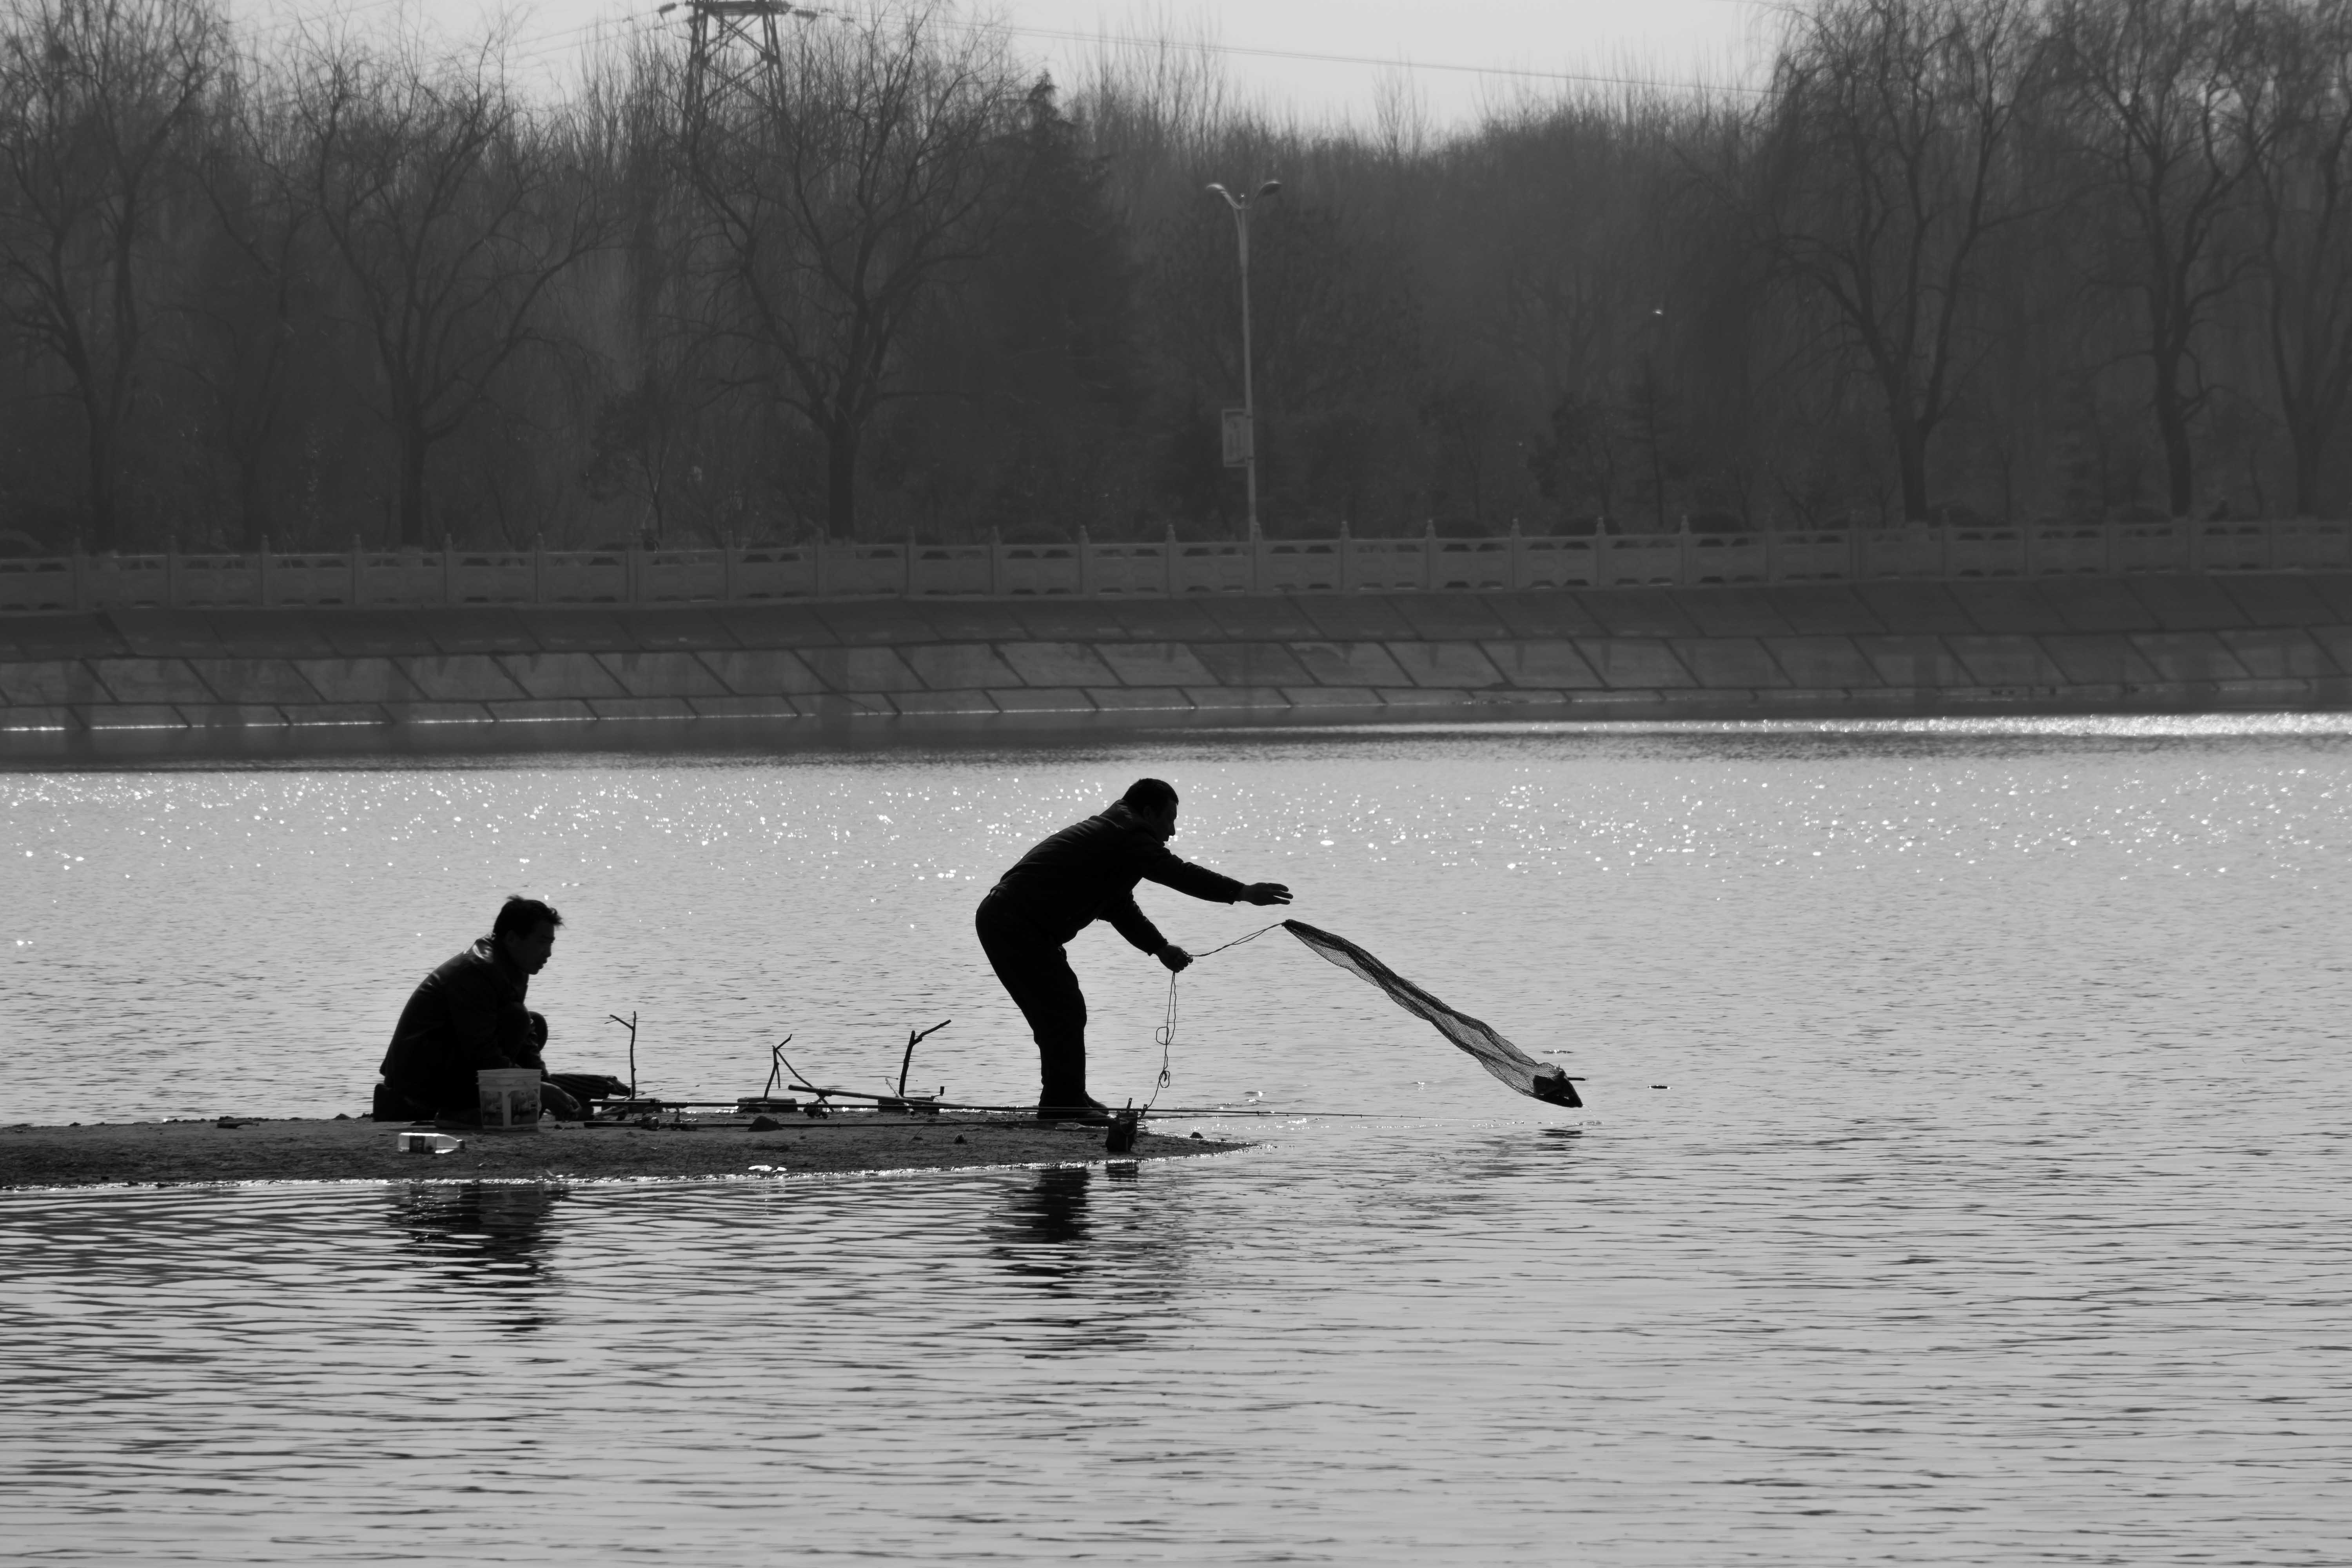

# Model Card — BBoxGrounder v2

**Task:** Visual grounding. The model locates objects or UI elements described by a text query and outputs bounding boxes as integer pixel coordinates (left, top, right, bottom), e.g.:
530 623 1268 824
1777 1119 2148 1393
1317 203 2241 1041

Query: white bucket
476 1068 543 1132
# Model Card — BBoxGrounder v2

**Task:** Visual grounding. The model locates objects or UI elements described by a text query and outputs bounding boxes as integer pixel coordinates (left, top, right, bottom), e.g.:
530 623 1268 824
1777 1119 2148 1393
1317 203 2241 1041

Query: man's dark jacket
379 938 542 1107
980 803 1246 951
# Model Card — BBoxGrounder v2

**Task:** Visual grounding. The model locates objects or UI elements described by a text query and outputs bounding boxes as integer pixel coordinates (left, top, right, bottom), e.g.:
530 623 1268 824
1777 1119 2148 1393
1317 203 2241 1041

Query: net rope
1145 922 1283 1111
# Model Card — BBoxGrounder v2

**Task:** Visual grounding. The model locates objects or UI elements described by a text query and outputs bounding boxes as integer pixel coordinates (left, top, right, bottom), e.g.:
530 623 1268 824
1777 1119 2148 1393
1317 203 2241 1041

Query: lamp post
1207 179 1280 535
1636 305 1668 535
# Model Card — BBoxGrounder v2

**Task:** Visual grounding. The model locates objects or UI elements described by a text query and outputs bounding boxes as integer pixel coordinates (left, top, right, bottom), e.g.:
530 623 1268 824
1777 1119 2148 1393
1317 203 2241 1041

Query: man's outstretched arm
1142 846 1293 909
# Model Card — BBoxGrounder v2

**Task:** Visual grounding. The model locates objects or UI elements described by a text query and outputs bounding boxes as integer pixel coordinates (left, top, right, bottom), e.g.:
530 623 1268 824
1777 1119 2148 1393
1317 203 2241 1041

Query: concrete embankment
4 573 2350 759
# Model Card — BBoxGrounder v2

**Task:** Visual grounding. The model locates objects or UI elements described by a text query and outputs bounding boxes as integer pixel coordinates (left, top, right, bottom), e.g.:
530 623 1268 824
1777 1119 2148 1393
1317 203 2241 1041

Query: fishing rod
587 1018 1586 1121
585 1096 1540 1120
745 1021 956 1113
772 1053 942 1112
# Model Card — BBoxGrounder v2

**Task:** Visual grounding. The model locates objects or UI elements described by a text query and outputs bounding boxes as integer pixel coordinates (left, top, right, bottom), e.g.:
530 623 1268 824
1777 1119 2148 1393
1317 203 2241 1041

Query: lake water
4 718 2349 1563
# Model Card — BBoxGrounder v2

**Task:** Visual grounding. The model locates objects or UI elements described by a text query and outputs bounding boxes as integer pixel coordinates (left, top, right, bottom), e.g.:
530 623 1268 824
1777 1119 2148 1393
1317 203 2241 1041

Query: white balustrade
168 553 264 606
992 541 1081 596
1944 526 2020 577
1093 541 1170 596
1600 534 1684 586
4 519 2350 614
0 557 74 611
2113 522 2188 573
1515 535 1595 587
1767 531 1851 581
357 552 450 606
828 544 913 599
1431 537 1516 591
1257 538 1344 594
731 546 817 600
1686 534 1766 584
443 551 536 604
628 549 726 603
1171 539 1254 594
2269 519 2352 571
538 550 630 603
909 543 993 597
2195 522 2274 572
2029 524 2110 575
1861 528 1949 578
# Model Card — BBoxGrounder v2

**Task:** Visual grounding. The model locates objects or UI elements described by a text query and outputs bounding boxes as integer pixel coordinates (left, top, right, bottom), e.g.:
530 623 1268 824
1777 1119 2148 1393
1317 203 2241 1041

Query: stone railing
4 517 2347 615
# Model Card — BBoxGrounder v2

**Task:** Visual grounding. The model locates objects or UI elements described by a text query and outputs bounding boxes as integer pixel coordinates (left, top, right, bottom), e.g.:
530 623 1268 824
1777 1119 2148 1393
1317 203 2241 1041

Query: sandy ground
0 1114 1243 1189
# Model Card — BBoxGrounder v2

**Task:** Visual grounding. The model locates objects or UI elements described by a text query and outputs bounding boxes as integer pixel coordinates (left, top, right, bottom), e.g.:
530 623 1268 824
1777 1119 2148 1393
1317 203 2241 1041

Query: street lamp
1207 178 1280 535
1636 305 1668 535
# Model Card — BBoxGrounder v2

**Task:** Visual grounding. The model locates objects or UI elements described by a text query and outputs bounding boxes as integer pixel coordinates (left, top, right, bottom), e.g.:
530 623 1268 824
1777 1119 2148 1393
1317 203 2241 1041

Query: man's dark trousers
975 898 1092 1106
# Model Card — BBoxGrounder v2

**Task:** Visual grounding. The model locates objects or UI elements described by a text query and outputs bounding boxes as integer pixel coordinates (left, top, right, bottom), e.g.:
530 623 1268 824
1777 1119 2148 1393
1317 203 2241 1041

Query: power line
269 4 1775 102
507 15 649 67
498 5 1771 99
222 0 411 44
973 18 1773 98
224 0 624 63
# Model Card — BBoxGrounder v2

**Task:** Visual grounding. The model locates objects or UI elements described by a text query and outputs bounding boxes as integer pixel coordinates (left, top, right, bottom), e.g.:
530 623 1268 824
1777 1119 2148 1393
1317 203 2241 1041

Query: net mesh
1282 919 1581 1108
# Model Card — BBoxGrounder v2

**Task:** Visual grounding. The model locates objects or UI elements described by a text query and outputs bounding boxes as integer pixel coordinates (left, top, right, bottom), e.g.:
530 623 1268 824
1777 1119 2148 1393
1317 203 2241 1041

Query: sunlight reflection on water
4 721 2350 1561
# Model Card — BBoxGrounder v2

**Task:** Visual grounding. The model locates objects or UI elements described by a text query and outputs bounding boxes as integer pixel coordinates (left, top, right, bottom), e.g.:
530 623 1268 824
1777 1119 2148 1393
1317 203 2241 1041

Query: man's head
1122 777 1179 840
492 895 563 975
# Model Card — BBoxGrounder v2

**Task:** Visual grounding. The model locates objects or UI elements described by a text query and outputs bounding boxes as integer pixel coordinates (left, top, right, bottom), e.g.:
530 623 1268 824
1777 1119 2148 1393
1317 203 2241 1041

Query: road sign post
1221 408 1253 468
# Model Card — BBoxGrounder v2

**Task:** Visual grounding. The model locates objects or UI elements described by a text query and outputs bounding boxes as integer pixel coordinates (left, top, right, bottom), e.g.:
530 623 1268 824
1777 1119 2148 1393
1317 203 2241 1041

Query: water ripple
4 728 2349 1561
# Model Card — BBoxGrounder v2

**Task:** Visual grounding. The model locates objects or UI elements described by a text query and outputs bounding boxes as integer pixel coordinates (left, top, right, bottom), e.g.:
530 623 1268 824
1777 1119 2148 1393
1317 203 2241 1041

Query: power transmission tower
658 0 811 130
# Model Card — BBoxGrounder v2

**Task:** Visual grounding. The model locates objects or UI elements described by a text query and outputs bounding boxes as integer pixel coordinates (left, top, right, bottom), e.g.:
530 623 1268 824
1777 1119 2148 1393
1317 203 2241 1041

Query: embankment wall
5 574 2352 759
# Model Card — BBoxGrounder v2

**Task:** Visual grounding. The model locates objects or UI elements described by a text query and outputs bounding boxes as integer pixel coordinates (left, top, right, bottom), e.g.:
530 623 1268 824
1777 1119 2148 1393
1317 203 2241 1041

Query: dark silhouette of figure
376 896 588 1122
1005 1165 1094 1250
976 778 1291 1120
388 1182 565 1333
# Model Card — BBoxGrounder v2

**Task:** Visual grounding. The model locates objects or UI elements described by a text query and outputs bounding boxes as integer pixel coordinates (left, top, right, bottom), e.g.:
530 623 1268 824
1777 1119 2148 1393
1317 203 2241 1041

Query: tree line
7 0 2352 554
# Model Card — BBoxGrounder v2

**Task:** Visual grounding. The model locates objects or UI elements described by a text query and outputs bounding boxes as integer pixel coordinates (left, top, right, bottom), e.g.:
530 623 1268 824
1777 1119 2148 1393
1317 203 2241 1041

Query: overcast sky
226 0 1783 128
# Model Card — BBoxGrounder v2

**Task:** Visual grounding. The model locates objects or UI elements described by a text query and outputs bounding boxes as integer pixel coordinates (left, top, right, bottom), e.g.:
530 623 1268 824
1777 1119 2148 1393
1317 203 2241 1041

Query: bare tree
291 35 604 547
1452 113 1643 525
14 0 2352 554
178 54 315 548
1755 0 2048 522
2230 0 2352 512
2054 0 2261 516
680 4 1025 540
0 0 218 549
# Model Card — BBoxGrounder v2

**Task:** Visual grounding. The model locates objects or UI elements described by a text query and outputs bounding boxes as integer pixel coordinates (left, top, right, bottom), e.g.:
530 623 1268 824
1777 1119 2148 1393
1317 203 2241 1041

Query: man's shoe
1036 1097 1114 1125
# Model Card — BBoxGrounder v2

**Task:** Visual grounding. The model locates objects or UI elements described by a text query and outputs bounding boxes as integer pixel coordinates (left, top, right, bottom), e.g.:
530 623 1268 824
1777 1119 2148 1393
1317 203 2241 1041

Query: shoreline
0 1114 1246 1191
0 684 2338 766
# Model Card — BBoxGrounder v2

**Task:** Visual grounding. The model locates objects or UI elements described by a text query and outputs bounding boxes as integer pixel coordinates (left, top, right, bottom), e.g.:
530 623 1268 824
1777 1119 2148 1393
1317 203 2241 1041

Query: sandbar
0 1114 1243 1189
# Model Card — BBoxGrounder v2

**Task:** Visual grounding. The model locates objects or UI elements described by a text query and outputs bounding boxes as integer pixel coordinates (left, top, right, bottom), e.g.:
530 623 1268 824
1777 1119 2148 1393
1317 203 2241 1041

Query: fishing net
1282 919 1581 1107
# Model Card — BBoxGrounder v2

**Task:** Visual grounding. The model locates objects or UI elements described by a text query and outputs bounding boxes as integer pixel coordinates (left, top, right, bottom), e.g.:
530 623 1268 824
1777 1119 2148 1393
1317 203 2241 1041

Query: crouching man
375 896 589 1123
